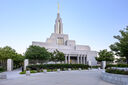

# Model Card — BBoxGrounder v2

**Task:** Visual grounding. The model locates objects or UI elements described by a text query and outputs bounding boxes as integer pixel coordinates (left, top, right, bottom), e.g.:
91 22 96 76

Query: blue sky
0 0 128 54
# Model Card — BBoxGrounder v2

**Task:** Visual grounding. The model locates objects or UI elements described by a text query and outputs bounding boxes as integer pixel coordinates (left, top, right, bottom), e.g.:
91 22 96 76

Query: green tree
0 46 16 60
110 26 128 64
0 46 24 69
13 54 25 68
50 50 65 63
115 57 126 64
25 45 51 63
95 49 114 63
56 50 65 63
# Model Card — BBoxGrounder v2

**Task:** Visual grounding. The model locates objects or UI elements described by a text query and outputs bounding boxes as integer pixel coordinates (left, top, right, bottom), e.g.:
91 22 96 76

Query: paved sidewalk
2 69 25 79
0 69 114 85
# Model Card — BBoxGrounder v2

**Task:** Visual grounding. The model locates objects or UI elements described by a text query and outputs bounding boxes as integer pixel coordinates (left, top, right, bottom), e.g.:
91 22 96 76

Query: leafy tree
110 26 128 64
13 54 25 68
0 46 24 68
25 45 51 63
115 57 126 64
50 50 65 63
0 46 16 60
95 49 114 63
57 52 65 62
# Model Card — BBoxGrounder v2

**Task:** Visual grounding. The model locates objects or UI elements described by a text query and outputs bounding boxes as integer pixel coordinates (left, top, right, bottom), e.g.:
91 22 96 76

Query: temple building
32 4 97 66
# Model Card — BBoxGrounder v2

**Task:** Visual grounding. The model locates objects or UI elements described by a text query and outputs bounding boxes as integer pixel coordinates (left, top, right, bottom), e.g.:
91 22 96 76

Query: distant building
32 4 97 66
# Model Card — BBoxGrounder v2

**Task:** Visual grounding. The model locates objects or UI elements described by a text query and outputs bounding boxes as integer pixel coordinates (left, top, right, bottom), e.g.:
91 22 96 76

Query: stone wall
101 71 128 85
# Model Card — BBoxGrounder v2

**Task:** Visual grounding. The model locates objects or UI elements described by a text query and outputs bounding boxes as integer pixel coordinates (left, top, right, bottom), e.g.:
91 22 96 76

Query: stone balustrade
101 71 128 85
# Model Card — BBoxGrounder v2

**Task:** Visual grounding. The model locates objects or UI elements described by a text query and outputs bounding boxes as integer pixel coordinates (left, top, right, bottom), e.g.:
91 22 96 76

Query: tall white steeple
54 3 63 34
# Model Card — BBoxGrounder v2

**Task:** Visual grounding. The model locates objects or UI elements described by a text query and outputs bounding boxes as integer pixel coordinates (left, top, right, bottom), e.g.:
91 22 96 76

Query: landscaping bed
106 64 128 69
20 69 60 74
106 68 128 75
19 64 90 74
27 64 89 71
91 66 101 69
0 67 5 73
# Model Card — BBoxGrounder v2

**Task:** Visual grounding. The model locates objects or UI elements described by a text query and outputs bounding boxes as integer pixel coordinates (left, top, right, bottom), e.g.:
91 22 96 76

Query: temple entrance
70 56 77 64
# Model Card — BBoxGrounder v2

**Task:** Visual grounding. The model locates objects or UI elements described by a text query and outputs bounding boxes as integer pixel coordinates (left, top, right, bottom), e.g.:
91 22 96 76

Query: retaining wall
101 71 128 85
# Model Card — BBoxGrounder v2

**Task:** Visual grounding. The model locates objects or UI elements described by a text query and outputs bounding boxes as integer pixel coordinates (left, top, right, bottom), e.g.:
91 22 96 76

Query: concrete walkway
1 69 25 79
0 69 114 85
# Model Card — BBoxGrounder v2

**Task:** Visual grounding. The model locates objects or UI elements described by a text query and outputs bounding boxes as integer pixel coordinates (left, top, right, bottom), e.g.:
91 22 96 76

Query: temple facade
32 6 97 66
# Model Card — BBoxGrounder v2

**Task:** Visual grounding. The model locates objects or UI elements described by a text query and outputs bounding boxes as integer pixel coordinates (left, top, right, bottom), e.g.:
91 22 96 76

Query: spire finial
58 2 59 13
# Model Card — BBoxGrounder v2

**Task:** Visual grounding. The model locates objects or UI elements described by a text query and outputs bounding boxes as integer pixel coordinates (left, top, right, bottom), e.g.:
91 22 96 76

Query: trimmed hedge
106 64 128 69
92 66 101 69
106 69 128 75
27 64 90 71
0 67 5 73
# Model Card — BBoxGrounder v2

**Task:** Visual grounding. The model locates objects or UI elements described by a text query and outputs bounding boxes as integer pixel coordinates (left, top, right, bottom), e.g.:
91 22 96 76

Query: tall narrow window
57 37 64 45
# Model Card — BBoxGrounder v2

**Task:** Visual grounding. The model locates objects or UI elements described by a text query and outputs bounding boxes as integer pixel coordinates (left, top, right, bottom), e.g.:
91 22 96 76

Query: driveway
0 69 114 85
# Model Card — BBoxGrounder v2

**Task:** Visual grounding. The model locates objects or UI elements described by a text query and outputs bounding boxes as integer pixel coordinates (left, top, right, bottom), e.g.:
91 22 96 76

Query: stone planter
68 68 71 71
26 71 30 76
101 71 128 85
79 68 81 71
43 69 47 73
0 73 7 79
57 69 60 72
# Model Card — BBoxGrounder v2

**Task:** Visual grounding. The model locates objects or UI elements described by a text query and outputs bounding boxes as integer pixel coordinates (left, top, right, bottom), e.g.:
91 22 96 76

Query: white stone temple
32 5 97 66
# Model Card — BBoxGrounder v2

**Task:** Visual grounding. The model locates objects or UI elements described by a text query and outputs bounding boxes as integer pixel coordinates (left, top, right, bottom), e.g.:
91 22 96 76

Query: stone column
83 55 85 64
101 61 106 69
65 55 67 64
77 55 79 64
68 54 70 64
85 55 87 64
80 55 82 64
24 59 29 70
7 59 13 71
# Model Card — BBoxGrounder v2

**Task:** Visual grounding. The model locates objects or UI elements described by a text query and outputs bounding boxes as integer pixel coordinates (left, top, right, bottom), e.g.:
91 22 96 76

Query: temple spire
58 2 59 13
54 3 63 34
